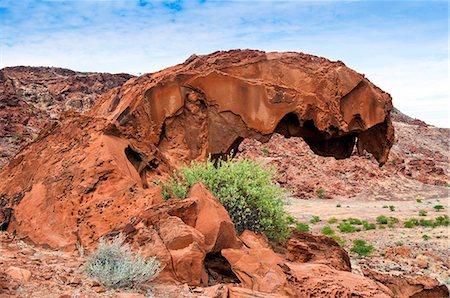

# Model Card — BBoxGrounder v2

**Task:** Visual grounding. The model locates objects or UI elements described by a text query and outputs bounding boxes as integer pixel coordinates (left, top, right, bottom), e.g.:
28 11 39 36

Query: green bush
159 157 290 242
362 221 376 230
416 197 423 203
435 215 450 226
310 216 320 224
322 226 335 235
404 218 419 228
348 218 362 225
330 234 346 247
316 188 326 199
337 222 359 233
419 219 434 227
327 217 338 224
336 203 341 208
422 235 430 241
376 215 388 225
286 216 296 224
387 217 399 228
296 223 310 232
389 205 396 212
350 239 374 257
84 235 162 289
434 205 445 212
261 148 270 155
419 210 427 216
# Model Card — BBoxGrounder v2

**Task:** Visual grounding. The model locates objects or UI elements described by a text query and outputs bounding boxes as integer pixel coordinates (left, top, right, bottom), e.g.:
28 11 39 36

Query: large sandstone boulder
0 50 394 250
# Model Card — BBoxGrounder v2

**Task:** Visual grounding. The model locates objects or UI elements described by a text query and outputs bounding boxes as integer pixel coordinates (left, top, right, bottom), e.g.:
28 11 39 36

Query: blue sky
0 0 448 127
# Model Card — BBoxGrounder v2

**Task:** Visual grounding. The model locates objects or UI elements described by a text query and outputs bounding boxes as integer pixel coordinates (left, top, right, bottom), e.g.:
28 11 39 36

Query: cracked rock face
0 50 394 249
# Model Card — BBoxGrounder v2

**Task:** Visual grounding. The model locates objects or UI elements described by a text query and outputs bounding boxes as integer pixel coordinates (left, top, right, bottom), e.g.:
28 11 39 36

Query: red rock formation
363 268 450 298
0 50 394 250
0 66 133 168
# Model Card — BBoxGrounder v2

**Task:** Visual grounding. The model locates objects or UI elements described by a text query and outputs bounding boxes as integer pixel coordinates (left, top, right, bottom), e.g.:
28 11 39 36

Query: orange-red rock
285 230 351 272
363 268 450 298
286 263 393 297
0 50 394 251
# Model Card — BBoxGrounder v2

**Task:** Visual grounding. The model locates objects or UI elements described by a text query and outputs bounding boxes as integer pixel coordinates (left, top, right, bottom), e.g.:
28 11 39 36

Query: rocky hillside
239 109 449 201
0 66 133 168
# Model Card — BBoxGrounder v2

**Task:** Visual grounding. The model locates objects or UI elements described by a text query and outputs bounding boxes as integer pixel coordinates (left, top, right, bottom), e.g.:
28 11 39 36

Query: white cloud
1 0 448 127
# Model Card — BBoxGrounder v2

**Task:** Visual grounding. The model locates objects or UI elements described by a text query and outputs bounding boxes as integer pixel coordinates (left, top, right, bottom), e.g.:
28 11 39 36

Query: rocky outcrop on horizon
0 66 133 168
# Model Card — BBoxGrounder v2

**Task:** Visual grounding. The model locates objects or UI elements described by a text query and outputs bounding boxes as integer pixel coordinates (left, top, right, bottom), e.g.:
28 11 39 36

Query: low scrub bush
316 188 326 199
296 223 310 232
404 218 419 228
322 226 335 235
327 217 338 224
416 197 422 203
310 216 320 224
84 235 162 290
330 234 346 247
419 210 427 217
159 157 290 242
389 205 396 212
348 218 362 225
434 205 445 212
350 239 374 258
362 221 376 230
376 215 388 225
419 219 434 227
435 215 450 226
422 235 430 241
387 217 399 228
337 222 360 233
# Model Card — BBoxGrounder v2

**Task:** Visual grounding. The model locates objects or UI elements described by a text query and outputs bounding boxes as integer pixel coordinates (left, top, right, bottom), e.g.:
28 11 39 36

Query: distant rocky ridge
0 66 133 167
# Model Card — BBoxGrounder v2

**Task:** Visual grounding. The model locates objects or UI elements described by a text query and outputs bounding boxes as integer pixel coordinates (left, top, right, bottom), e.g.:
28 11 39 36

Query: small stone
6 266 32 282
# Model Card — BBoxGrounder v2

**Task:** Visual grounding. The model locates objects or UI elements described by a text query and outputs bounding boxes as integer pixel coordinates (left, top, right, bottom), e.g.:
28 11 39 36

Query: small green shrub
310 216 320 224
435 215 450 226
362 221 376 230
422 235 430 241
84 235 162 289
336 203 341 208
348 218 362 225
382 205 389 209
394 241 404 246
404 218 419 228
376 215 388 225
330 234 346 246
316 188 326 199
261 148 270 155
159 157 290 242
387 217 399 228
286 216 296 224
389 205 396 212
11 134 21 140
327 217 338 224
350 239 374 257
322 226 335 236
419 219 434 227
337 222 359 233
296 223 310 232
416 197 423 203
419 210 427 217
434 205 445 212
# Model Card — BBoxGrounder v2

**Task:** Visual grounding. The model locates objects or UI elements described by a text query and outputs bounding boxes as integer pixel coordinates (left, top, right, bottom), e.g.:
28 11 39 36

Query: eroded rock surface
0 66 133 168
0 50 394 250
